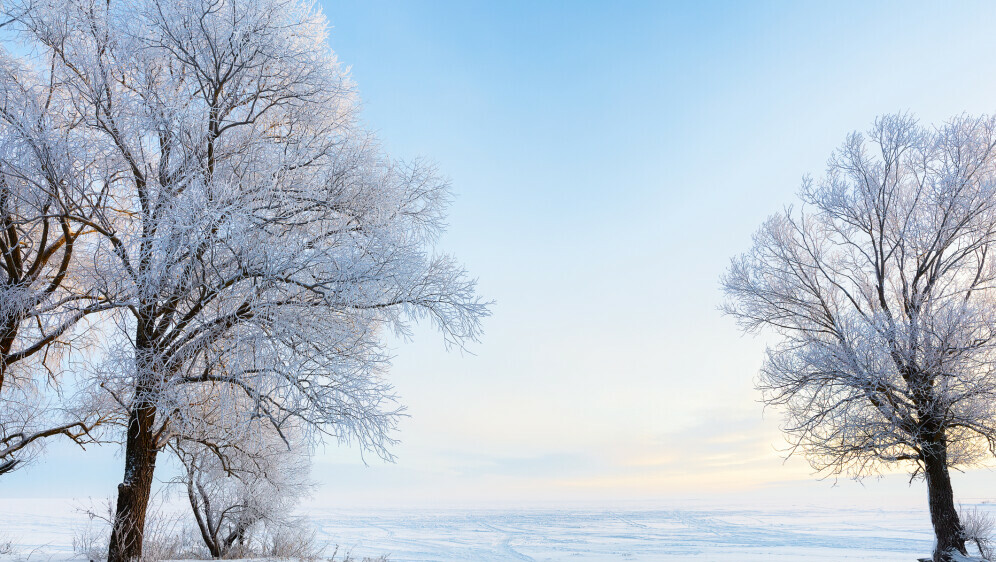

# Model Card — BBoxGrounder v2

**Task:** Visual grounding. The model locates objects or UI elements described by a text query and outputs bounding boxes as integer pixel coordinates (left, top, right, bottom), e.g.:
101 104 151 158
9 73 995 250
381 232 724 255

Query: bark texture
923 441 967 561
107 402 159 562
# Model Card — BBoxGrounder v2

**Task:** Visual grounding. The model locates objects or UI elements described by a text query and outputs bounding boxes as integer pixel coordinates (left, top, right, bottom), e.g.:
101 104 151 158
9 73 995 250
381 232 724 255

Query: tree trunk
188 475 222 558
923 441 966 561
107 401 159 562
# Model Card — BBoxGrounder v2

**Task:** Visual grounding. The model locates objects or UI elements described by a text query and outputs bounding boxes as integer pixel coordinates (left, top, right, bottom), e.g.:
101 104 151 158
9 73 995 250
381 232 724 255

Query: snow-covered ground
0 499 979 561
309 505 938 561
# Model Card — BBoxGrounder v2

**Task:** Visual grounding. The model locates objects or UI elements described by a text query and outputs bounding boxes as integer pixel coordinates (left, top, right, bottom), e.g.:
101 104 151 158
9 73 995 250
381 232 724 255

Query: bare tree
723 113 996 561
0 41 112 475
2 0 488 560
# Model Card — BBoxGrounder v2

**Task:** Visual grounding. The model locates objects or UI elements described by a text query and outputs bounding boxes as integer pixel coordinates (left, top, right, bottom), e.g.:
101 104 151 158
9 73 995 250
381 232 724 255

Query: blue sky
304 0 996 506
10 0 996 509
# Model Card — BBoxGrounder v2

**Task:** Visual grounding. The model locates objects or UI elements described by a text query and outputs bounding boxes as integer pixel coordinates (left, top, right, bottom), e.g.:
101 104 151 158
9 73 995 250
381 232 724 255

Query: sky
10 0 996 511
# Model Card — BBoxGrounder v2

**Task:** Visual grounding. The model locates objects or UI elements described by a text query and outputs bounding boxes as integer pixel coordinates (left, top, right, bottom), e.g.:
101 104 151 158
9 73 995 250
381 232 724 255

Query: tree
723 113 996 561
172 419 312 559
0 43 112 475
2 0 488 560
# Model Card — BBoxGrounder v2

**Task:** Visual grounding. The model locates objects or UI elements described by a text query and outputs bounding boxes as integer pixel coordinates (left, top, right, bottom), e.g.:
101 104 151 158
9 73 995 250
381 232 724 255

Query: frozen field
309 506 937 561
0 499 961 561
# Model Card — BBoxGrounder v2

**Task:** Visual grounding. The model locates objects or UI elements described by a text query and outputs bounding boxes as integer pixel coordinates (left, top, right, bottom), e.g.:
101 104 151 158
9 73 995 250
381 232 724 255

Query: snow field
1 499 975 561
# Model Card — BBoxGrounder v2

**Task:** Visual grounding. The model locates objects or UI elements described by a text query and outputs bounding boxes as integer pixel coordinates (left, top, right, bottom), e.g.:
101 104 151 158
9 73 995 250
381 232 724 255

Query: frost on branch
170 410 313 559
0 0 489 559
0 39 112 475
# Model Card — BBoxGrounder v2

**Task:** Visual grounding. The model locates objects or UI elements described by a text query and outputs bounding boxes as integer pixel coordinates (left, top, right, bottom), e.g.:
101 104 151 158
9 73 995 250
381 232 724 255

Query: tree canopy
724 114 996 560
0 0 490 558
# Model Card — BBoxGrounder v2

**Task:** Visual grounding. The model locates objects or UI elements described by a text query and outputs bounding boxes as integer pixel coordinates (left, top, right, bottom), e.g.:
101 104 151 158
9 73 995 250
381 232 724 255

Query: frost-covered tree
1 0 488 560
172 419 312 559
0 43 111 475
723 114 996 561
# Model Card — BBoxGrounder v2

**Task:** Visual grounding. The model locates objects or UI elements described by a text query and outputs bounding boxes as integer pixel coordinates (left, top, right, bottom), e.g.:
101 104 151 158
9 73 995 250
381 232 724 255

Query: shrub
960 505 995 561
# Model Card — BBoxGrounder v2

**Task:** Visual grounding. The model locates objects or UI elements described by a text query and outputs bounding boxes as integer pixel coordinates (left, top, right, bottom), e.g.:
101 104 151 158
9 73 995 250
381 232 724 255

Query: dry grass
72 498 195 562
325 546 389 562
70 501 385 562
0 533 14 557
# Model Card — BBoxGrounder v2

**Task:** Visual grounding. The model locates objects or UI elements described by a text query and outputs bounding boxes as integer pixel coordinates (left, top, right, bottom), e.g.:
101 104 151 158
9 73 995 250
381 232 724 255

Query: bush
261 519 324 560
961 505 996 561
